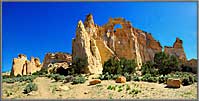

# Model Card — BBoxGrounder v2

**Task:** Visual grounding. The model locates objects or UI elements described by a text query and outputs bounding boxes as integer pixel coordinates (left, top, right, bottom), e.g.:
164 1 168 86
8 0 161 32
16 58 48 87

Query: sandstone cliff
10 54 42 76
72 14 163 74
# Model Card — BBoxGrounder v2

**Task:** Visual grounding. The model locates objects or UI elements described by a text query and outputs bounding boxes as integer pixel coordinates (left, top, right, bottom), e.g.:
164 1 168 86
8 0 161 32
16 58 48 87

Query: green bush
193 75 197 82
54 74 66 82
130 89 141 95
98 72 112 80
16 74 22 77
5 78 15 83
132 75 140 81
112 74 120 80
70 57 88 74
181 73 194 86
154 52 180 75
141 74 158 83
158 75 168 84
164 72 195 86
64 75 75 83
32 69 48 75
124 72 131 81
23 83 38 94
181 65 192 72
141 61 158 76
2 75 37 83
103 57 136 75
2 75 10 79
72 75 86 84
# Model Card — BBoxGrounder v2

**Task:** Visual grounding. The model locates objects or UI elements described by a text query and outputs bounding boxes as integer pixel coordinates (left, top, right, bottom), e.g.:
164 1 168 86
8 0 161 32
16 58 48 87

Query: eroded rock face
10 54 42 76
164 38 187 63
72 14 163 74
72 20 103 74
185 59 198 73
42 52 72 74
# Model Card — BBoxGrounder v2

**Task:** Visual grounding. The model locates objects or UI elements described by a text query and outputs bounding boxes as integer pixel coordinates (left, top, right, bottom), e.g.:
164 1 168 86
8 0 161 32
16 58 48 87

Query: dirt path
34 77 54 98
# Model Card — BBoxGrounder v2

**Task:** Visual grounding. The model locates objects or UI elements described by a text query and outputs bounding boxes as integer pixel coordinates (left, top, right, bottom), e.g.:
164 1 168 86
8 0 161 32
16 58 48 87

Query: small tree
103 57 136 75
154 52 179 75
70 57 88 74
141 61 158 76
23 83 38 94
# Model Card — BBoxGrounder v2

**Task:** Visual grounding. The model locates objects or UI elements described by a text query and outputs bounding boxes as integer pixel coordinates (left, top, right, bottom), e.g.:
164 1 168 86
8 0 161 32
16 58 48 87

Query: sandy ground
2 76 197 100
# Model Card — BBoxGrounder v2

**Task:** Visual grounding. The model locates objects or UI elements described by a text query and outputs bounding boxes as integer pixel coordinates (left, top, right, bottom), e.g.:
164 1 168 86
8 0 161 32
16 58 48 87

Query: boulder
167 78 181 88
89 79 101 85
115 76 126 83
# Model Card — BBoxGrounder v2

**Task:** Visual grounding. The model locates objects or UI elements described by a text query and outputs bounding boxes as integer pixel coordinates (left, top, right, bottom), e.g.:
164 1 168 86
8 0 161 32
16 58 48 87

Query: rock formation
10 54 42 76
72 20 103 74
42 52 72 74
72 14 163 74
185 59 197 73
164 38 187 63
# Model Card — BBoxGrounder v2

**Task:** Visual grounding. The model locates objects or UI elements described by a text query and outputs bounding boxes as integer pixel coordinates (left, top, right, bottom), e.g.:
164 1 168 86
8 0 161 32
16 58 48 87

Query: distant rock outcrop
185 59 198 73
42 52 72 74
10 54 42 76
164 38 187 63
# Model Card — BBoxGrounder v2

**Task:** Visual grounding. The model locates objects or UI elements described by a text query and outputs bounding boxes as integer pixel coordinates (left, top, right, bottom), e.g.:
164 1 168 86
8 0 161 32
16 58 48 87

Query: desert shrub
193 75 197 82
180 73 194 86
107 85 113 90
48 74 65 82
181 65 192 72
70 57 88 74
98 72 121 80
23 83 38 94
112 74 120 80
98 72 112 80
16 74 22 77
32 69 48 75
126 84 131 91
154 52 180 75
129 89 141 95
103 57 136 75
54 74 66 82
5 78 15 83
118 88 123 92
72 75 86 84
164 72 195 86
124 72 132 81
141 74 158 83
3 75 37 83
132 75 140 81
158 75 168 84
2 75 10 79
141 61 158 76
64 75 75 83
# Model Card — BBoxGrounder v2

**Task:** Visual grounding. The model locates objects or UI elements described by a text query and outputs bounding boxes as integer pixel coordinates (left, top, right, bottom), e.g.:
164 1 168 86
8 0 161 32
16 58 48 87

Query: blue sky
2 2 197 72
